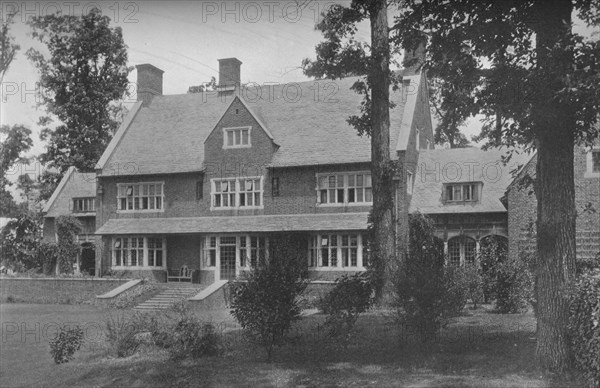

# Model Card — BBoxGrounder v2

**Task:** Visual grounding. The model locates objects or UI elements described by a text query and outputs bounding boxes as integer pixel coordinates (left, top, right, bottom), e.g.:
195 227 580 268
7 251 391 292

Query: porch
96 213 370 284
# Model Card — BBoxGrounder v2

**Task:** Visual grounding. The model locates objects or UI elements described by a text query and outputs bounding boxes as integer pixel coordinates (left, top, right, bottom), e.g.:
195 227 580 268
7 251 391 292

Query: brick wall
508 144 600 262
0 278 127 304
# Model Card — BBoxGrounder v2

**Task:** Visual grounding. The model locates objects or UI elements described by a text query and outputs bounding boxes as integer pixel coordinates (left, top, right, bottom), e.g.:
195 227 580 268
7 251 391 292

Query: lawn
0 303 578 387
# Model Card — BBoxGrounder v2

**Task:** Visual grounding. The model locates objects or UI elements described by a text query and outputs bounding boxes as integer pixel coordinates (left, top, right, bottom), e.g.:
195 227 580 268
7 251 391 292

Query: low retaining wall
0 277 129 305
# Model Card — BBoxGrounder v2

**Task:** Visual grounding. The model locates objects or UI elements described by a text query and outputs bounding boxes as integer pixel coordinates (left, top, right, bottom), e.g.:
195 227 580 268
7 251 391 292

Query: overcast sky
1 1 597 200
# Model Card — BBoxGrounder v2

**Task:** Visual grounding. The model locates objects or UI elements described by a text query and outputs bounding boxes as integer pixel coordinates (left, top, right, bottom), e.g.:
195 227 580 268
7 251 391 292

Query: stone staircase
134 283 202 310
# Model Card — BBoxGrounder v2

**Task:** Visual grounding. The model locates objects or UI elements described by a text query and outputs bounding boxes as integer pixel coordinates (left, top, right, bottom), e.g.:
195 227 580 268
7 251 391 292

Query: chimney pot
136 63 164 106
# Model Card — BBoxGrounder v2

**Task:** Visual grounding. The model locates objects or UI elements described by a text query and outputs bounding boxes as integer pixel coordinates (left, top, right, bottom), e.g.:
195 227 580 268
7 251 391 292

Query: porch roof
95 213 369 235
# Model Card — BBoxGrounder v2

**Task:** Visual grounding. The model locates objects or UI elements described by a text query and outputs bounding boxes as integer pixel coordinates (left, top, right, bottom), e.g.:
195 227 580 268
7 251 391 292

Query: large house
42 55 598 285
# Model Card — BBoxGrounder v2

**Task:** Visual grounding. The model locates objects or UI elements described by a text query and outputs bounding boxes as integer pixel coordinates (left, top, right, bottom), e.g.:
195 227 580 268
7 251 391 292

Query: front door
219 237 237 280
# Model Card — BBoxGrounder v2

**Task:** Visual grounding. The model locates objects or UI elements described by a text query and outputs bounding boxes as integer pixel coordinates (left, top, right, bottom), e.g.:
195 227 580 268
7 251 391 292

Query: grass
0 303 581 387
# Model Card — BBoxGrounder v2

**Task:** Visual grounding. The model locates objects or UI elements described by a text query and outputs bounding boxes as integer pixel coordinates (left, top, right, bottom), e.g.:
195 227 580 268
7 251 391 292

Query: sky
1 1 597 200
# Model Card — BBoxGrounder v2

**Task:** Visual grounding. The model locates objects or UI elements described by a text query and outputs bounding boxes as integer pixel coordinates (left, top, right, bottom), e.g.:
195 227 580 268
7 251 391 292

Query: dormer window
223 126 251 148
444 183 480 203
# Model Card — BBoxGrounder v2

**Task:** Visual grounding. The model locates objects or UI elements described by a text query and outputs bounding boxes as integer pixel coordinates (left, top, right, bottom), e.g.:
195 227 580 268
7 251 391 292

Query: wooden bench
167 265 194 282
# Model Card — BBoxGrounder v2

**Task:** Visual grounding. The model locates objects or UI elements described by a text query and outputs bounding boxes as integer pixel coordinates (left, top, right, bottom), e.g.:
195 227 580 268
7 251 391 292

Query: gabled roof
43 166 96 217
409 147 532 214
97 73 425 175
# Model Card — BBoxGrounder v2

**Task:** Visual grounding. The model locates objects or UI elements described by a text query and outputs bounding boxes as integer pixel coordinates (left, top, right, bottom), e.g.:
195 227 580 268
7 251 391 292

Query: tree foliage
394 0 600 372
0 214 41 271
303 0 397 299
27 8 129 195
0 124 33 216
0 13 20 82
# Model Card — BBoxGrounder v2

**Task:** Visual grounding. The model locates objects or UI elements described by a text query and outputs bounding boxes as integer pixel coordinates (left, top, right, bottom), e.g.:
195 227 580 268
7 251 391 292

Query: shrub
37 242 58 275
568 271 600 387
167 313 221 360
478 236 508 303
495 257 533 313
442 266 469 316
230 251 308 361
49 325 84 364
395 213 447 342
319 272 374 346
55 216 82 274
105 314 140 358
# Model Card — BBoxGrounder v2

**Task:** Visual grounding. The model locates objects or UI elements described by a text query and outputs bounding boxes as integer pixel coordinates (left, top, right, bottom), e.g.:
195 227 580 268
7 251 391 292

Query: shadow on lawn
51 307 580 387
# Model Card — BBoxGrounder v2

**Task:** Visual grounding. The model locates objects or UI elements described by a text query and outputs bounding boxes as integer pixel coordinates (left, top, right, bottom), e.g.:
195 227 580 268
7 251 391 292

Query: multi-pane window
148 238 164 267
73 197 95 213
445 183 479 203
212 179 237 208
113 237 143 267
117 183 163 211
309 234 365 269
224 127 250 148
239 178 262 207
211 177 263 209
239 236 266 267
341 235 359 267
448 239 462 266
447 237 477 266
317 172 372 205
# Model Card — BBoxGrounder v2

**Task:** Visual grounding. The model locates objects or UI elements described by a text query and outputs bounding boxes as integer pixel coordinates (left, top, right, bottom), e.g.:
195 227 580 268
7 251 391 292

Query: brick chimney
217 58 242 95
402 37 427 75
136 64 164 106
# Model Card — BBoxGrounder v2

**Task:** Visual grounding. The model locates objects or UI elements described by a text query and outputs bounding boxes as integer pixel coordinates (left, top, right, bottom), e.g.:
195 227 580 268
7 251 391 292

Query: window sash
117 183 164 211
224 127 250 147
309 234 363 269
112 237 165 268
73 197 95 212
212 177 263 209
317 172 372 205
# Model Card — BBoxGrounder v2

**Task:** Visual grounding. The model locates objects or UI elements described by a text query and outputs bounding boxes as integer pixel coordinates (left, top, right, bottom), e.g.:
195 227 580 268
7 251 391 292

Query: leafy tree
303 0 396 299
0 214 41 271
0 13 20 83
0 125 33 217
27 9 130 199
394 0 600 371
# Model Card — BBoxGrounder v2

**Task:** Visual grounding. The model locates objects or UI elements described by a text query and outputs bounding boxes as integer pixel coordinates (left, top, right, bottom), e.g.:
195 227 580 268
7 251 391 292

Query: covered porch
95 213 369 284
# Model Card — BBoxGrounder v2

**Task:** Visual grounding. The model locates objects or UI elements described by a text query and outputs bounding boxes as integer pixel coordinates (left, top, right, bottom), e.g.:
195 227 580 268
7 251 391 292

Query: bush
0 215 42 272
568 271 600 387
442 266 469 316
230 251 308 361
49 325 84 364
395 213 447 342
478 236 508 303
166 313 221 360
495 257 533 313
319 272 374 346
105 314 140 358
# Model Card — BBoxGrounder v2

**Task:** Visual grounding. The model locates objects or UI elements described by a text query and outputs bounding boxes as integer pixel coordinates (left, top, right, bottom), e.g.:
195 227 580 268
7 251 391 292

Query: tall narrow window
196 180 204 200
148 238 164 267
407 172 414 194
415 128 420 149
203 237 217 267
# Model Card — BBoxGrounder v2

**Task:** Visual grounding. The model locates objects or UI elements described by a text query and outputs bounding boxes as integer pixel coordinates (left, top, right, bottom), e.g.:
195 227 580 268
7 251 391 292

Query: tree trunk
533 0 577 372
369 0 396 300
